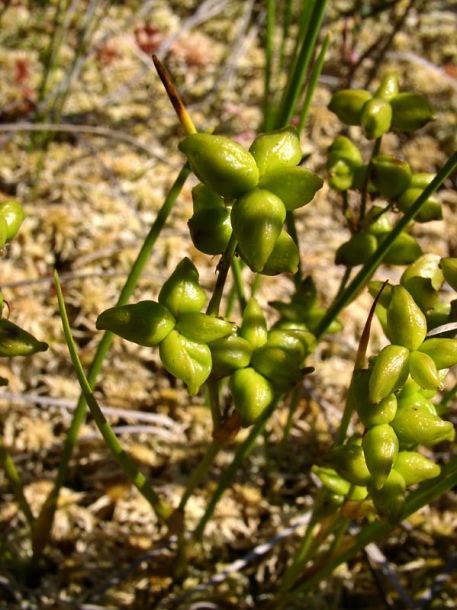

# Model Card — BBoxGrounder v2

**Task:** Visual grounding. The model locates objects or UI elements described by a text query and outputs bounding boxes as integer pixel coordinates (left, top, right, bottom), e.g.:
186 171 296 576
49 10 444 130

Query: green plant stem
230 256 247 312
0 436 35 530
207 233 238 317
54 271 173 522
286 211 302 287
275 0 328 129
277 384 301 462
32 162 190 555
193 395 282 540
207 376 222 430
297 32 331 137
178 440 222 513
359 137 382 223
263 0 276 131
282 454 457 603
314 151 457 341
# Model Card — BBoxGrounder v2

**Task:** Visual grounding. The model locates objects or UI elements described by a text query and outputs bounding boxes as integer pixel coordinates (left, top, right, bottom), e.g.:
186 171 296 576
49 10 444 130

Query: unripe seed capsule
0 217 8 248
374 72 399 101
386 285 427 351
175 312 236 344
259 229 300 276
392 404 455 446
371 154 412 199
159 330 212 395
249 126 302 177
390 93 436 132
324 443 372 487
251 345 304 392
370 469 406 524
408 350 443 392
418 338 457 369
369 344 410 404
178 133 259 199
361 97 392 139
240 298 268 349
397 187 443 223
188 206 232 255
312 466 351 496
231 188 286 273
394 451 440 486
380 232 422 265
208 335 253 378
400 253 443 311
0 319 48 357
364 206 393 236
0 199 25 242
440 257 457 292
191 183 225 213
328 89 372 125
335 232 378 267
363 424 399 490
158 258 206 317
230 367 275 427
258 166 323 211
96 301 175 347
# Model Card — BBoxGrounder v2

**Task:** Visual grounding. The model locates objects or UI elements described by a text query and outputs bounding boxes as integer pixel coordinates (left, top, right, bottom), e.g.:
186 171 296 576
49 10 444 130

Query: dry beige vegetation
0 1 457 608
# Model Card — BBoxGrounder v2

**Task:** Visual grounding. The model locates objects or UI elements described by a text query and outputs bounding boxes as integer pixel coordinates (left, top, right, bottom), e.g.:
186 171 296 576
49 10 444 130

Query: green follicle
158 257 207 317
368 344 410 404
0 319 48 357
361 97 392 140
385 285 427 351
328 89 372 126
362 424 399 490
230 367 275 427
371 154 412 199
249 126 302 177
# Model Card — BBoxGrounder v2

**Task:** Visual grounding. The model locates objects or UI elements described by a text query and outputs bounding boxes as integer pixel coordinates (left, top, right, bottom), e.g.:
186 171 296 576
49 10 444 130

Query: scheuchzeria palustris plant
96 66 456 527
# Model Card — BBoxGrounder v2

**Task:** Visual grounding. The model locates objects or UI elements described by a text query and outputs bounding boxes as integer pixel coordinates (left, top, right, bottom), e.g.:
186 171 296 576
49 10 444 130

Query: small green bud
327 136 363 191
249 126 302 177
230 367 275 427
159 329 212 395
380 232 422 265
361 97 392 139
371 154 412 199
188 207 232 256
418 338 457 369
426 301 451 331
386 285 427 351
374 72 399 101
324 443 372 487
175 312 236 344
191 184 225 212
258 166 323 211
408 350 443 392
0 319 48 357
328 89 372 125
240 298 268 349
335 232 378 266
363 424 399 490
392 403 455 446
440 257 457 292
96 300 175 347
369 344 410 404
158 258 206 317
397 390 438 416
266 327 315 364
397 188 442 223
394 451 440 486
355 370 398 427
0 199 25 242
178 133 259 199
208 334 253 378
259 229 300 276
231 188 286 273
370 469 406 524
390 93 436 132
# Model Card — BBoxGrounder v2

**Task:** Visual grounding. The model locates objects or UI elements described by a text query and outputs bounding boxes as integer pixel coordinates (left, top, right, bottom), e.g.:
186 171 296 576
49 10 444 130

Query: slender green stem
297 32 331 137
193 395 282 539
359 137 382 224
263 0 276 131
33 162 190 554
178 440 222 513
314 152 457 341
207 376 222 430
230 256 247 312
54 271 173 522
0 436 35 529
286 211 303 287
277 385 301 462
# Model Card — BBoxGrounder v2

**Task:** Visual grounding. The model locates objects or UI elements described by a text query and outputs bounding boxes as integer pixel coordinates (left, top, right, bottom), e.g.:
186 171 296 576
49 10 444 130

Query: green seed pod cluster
328 72 435 138
97 258 236 395
207 298 314 427
179 127 323 274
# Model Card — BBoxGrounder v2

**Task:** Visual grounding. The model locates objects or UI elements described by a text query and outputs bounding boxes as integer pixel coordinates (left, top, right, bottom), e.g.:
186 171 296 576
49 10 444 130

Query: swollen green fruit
259 229 300 276
392 403 455 446
0 199 25 242
178 133 259 199
175 312 236 344
397 187 442 223
324 443 372 487
374 72 399 101
369 344 410 404
208 335 253 378
188 206 232 255
380 232 422 265
362 424 399 490
328 89 372 125
335 232 378 266
240 298 268 349
258 166 323 211
394 451 440 486
158 258 206 317
96 301 175 347
370 469 406 524
231 188 286 273
249 126 302 177
386 285 427 351
390 93 436 132
230 367 275 427
371 154 412 199
440 257 457 291
361 98 392 139
0 319 48 357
